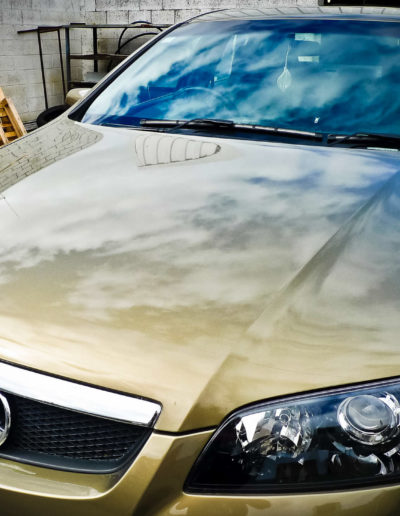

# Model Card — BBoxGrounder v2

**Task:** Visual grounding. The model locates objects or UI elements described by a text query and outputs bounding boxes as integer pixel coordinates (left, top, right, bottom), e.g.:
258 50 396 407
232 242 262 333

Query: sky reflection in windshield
83 19 400 136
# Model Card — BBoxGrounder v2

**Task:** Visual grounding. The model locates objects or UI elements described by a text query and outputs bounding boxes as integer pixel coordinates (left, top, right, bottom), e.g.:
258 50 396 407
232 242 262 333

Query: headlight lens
185 380 400 494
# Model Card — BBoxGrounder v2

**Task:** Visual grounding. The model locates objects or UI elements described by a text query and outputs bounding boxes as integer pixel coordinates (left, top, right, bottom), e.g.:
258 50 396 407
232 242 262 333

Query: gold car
1 6 400 516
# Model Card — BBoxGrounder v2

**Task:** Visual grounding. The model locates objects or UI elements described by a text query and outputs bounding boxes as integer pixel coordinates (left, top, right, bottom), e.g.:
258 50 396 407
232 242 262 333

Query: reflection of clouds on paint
0 125 398 328
1 125 400 431
250 170 400 353
83 19 400 136
315 173 400 312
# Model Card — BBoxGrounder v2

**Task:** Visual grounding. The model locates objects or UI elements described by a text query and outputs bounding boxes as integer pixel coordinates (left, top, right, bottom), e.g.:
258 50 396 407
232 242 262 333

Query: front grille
0 393 151 473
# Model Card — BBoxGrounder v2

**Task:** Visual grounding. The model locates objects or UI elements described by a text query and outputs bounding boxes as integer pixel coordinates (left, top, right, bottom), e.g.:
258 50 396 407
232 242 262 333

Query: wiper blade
234 123 322 140
100 122 141 128
140 118 323 140
140 118 235 130
328 132 400 149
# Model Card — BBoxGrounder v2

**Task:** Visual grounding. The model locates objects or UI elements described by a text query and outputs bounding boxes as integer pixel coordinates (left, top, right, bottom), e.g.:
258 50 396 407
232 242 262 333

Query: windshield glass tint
82 19 400 136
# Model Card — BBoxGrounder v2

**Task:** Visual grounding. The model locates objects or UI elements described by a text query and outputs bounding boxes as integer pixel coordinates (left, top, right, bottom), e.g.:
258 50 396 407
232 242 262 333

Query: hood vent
135 134 220 167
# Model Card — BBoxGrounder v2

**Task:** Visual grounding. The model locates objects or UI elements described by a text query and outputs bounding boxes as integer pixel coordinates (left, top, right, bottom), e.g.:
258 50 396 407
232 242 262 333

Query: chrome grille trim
0 362 161 427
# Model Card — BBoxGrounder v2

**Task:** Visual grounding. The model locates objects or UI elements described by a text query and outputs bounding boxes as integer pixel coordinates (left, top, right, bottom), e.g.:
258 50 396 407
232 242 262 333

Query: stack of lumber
0 87 27 146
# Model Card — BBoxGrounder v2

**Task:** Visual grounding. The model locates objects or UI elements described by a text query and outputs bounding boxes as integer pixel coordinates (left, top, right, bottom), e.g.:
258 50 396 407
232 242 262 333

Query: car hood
0 116 399 432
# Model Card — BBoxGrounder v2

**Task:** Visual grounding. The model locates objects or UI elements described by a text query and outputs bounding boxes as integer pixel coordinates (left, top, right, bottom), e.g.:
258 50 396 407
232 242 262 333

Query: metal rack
18 22 169 111
63 23 168 90
18 25 65 110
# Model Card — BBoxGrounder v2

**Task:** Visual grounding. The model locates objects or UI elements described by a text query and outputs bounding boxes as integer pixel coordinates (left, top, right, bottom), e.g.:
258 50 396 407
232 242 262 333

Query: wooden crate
0 87 27 146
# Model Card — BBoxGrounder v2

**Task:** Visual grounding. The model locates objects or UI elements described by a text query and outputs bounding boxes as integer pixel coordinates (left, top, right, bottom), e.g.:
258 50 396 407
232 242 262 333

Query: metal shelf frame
18 22 169 111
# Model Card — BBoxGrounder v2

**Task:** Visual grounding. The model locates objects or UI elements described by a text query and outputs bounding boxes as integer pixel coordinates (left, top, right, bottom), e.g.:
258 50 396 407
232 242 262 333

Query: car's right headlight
185 379 400 494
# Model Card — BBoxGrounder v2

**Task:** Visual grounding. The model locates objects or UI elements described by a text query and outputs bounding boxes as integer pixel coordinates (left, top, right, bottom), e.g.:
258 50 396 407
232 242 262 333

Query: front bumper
2 431 400 516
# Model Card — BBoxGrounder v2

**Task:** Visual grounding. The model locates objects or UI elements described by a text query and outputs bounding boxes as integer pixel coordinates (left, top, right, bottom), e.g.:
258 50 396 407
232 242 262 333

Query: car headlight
185 379 400 494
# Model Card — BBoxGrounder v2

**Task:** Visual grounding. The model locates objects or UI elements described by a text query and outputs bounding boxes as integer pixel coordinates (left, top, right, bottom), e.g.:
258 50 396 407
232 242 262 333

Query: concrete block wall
91 0 318 29
0 0 317 123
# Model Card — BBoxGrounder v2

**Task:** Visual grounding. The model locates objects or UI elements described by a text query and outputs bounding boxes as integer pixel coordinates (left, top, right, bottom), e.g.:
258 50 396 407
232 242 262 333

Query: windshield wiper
140 118 234 130
328 132 400 149
140 118 324 141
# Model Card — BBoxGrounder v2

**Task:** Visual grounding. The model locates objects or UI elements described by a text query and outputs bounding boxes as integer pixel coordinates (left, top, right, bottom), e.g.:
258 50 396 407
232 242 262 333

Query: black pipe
93 27 98 73
37 30 48 109
57 28 66 98
107 31 159 72
65 27 71 90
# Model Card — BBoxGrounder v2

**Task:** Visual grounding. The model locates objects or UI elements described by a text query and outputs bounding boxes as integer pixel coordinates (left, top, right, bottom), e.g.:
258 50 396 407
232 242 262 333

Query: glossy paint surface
0 118 399 433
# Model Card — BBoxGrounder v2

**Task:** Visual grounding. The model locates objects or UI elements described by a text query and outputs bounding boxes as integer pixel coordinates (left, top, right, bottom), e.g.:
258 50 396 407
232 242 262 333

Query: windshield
82 19 400 136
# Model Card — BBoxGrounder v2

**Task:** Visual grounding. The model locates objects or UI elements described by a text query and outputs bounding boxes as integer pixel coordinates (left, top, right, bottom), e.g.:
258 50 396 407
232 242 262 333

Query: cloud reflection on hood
246 168 400 397
0 124 400 429
0 127 398 331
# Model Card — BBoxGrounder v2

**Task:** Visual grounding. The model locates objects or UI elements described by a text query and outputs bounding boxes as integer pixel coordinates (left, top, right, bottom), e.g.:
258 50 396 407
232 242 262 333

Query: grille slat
0 393 151 472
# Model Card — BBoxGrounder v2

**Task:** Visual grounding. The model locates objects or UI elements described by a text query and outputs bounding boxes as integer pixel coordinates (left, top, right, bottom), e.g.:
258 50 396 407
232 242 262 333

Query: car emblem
0 392 11 447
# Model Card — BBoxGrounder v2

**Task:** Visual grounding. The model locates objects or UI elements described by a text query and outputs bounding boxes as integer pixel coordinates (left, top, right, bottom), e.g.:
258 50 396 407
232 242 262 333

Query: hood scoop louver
135 134 220 167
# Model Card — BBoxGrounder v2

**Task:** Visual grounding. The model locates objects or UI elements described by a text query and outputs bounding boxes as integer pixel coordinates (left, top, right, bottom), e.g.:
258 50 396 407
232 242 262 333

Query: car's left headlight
185 379 400 494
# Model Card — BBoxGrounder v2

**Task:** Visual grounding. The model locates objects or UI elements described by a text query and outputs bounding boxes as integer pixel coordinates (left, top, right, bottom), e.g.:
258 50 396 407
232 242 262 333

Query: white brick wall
0 0 317 123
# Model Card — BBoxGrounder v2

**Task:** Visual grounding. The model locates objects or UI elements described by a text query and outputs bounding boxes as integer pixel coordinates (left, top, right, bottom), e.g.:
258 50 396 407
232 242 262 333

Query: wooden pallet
0 87 27 146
